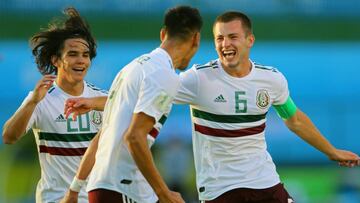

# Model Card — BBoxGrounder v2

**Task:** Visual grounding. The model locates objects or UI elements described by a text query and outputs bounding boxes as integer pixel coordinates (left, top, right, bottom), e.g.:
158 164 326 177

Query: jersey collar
155 47 175 71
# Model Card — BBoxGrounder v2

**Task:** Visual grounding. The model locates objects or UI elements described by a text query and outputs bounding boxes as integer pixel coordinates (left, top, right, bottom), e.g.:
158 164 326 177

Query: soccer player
175 11 360 203
2 8 107 203
60 6 202 203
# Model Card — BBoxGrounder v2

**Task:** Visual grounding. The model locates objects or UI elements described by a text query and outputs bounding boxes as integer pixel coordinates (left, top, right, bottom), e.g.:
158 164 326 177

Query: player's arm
2 75 56 144
60 130 101 203
64 96 108 120
274 97 360 167
124 112 184 203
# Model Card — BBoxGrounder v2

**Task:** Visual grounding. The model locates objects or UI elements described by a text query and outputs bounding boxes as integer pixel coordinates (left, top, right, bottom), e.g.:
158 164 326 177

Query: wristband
69 177 86 192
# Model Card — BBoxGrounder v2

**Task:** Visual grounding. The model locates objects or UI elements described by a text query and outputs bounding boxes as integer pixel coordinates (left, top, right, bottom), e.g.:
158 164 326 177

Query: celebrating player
2 7 106 203
60 5 202 203
176 11 360 203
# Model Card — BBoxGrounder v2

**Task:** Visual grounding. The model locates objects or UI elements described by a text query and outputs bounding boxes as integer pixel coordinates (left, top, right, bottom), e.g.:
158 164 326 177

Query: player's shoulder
253 62 287 85
253 62 280 74
85 81 108 95
193 60 219 71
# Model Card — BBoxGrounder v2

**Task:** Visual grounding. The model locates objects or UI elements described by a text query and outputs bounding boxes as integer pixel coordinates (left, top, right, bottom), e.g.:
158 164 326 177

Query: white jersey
176 59 289 200
87 48 179 203
22 81 107 203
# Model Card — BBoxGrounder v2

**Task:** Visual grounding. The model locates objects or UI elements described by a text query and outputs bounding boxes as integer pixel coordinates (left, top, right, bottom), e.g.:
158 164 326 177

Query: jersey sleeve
174 67 199 104
134 70 179 122
272 72 290 105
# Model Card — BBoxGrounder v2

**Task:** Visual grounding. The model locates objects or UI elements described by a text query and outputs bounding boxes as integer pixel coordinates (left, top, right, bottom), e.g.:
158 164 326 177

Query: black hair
164 5 203 41
30 7 96 75
214 11 252 35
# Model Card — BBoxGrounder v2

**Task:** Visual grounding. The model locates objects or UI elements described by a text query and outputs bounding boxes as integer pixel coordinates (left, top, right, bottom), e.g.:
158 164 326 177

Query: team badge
90 111 102 127
256 89 270 109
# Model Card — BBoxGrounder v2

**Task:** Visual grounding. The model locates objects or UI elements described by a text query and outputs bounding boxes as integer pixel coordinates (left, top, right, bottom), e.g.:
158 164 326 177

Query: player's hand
30 75 56 104
64 97 93 120
329 149 360 168
158 190 185 203
59 190 79 203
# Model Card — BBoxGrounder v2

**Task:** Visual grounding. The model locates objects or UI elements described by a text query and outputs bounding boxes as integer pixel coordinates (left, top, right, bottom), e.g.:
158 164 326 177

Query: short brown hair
214 11 252 36
164 5 203 41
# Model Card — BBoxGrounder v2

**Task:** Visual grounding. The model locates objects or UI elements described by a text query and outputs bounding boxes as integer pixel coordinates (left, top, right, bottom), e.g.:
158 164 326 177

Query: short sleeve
272 72 290 105
175 67 199 104
134 71 179 122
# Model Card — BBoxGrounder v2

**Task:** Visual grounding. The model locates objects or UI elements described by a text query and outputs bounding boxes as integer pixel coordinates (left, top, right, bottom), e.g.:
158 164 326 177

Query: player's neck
222 59 252 78
160 39 189 70
56 78 84 96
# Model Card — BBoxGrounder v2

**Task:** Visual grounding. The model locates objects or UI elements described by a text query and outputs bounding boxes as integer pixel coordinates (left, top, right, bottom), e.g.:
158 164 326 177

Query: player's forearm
91 96 107 111
125 132 170 197
2 100 37 144
286 110 337 157
76 131 101 180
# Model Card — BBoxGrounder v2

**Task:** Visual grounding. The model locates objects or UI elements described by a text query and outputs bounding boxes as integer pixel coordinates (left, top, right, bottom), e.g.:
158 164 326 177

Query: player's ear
247 33 255 48
51 55 59 68
192 32 200 48
160 28 167 42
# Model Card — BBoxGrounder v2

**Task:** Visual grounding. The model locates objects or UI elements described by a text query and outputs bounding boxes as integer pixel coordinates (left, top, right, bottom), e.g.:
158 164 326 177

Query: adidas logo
55 114 66 122
214 94 227 102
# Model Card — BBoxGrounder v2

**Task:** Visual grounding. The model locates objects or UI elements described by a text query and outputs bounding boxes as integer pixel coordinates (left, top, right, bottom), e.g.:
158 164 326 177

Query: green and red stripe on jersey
38 132 96 156
192 108 267 138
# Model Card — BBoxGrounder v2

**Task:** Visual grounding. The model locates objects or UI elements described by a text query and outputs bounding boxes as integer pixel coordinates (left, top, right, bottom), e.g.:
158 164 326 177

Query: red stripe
194 123 266 138
149 128 159 139
39 145 87 156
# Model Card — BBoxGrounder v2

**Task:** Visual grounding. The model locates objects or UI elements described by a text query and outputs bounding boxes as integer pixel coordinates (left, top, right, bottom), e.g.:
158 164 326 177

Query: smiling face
213 19 254 71
53 38 91 85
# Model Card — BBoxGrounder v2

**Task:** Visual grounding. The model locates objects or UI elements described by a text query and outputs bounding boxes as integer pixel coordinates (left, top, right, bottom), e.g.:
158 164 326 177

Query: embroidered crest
256 89 270 109
90 111 102 127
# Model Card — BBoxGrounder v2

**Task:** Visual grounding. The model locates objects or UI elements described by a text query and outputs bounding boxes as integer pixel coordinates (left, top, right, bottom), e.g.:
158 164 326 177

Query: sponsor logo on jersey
256 89 270 109
90 111 102 127
214 94 227 103
54 114 66 122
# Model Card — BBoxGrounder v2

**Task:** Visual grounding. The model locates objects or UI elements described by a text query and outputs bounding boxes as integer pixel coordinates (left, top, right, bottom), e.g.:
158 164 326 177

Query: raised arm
284 109 360 167
2 75 56 144
124 112 184 203
60 130 101 203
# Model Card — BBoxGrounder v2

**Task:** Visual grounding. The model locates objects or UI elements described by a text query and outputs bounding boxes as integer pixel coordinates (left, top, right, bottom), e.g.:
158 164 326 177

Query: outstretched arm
64 96 108 120
2 75 56 144
60 131 101 203
285 109 360 167
124 112 184 203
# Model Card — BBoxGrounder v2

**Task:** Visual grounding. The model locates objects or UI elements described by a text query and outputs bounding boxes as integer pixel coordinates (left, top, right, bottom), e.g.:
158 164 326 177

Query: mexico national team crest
256 89 270 109
90 111 102 127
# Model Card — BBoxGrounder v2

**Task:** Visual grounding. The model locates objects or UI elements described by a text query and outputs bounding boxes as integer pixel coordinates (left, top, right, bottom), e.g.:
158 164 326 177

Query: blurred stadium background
1 0 360 202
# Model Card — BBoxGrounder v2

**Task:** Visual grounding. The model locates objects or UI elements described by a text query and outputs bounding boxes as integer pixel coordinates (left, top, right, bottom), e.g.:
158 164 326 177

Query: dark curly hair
30 7 96 75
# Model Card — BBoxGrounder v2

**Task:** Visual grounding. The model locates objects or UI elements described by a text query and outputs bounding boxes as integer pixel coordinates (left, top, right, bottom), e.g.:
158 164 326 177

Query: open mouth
72 67 85 72
222 50 236 59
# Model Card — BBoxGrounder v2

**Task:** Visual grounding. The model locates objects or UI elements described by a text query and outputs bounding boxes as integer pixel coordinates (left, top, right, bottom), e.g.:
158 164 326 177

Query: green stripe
192 108 266 123
48 86 55 93
254 65 278 72
273 96 297 120
158 115 167 125
39 132 96 142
